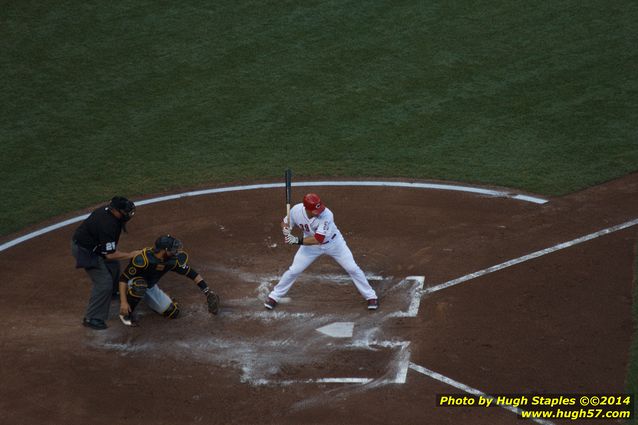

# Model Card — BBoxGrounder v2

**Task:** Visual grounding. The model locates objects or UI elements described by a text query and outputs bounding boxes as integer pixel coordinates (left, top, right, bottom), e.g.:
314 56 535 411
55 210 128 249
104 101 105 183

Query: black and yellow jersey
120 248 194 288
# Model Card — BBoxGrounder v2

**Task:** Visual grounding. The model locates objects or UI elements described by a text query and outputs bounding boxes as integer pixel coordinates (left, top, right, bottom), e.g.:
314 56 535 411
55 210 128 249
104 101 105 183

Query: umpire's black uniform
71 196 136 330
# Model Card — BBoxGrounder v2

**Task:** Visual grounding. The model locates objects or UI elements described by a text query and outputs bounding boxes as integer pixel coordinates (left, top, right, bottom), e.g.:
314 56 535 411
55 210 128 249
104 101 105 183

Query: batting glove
285 234 302 245
282 227 291 236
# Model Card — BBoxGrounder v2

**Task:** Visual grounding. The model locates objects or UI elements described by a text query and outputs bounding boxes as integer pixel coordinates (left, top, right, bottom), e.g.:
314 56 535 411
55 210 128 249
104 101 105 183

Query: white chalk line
389 276 425 318
410 362 554 425
253 272 385 304
101 275 421 386
246 275 424 385
252 378 373 385
229 276 425 321
0 181 547 252
410 218 638 423
424 217 638 294
255 342 411 386
408 363 555 425
131 181 548 206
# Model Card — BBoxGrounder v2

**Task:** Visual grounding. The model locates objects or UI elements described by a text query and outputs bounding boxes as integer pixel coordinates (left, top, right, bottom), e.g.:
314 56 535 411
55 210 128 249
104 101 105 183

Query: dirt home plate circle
1 176 637 425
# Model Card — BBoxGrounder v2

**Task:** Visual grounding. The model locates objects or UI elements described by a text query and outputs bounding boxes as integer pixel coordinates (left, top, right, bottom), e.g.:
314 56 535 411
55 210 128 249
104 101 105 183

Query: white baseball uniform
268 204 377 302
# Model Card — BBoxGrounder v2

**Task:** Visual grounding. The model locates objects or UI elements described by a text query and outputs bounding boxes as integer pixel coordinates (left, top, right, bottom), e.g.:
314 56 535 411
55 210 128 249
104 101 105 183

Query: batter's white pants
269 238 377 302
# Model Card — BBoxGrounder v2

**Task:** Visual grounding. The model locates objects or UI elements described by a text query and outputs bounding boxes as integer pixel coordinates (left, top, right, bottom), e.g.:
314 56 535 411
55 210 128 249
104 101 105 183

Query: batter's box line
255 273 386 301
257 273 386 292
250 341 411 386
386 276 425 318
251 275 425 320
300 273 386 282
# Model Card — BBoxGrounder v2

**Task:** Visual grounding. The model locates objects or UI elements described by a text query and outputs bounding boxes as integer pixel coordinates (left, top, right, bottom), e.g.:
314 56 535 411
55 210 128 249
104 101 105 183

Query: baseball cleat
367 298 379 310
82 317 107 330
264 297 278 310
119 314 139 327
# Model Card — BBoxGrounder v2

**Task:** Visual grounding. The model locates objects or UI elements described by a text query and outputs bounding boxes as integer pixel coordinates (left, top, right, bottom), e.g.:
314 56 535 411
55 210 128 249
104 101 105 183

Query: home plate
316 322 354 338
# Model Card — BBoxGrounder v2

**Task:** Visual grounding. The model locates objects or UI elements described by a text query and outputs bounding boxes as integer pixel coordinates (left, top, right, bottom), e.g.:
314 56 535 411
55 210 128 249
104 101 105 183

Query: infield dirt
1 175 637 425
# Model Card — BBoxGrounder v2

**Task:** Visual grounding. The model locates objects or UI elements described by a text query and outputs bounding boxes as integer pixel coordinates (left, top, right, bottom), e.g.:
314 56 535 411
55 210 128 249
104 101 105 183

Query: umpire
71 196 140 330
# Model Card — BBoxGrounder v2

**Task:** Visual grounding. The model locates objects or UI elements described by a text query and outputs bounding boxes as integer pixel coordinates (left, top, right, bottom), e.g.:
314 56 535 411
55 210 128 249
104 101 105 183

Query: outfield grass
1 0 637 235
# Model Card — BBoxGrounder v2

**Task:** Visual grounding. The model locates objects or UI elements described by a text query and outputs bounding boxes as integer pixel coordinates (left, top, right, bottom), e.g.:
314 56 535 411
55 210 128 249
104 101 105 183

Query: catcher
118 235 220 327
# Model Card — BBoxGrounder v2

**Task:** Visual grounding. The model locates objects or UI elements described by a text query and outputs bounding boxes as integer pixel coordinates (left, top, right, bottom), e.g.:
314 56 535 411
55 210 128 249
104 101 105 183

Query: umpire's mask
110 196 136 222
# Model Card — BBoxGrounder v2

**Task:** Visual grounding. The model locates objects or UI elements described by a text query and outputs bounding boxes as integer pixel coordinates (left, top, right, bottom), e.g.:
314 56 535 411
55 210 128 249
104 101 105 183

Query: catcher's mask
109 196 136 222
302 193 325 214
154 235 183 256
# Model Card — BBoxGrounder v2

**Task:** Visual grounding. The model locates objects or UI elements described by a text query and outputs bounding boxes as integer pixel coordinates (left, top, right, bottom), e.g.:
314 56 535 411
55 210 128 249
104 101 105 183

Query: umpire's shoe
82 317 107 330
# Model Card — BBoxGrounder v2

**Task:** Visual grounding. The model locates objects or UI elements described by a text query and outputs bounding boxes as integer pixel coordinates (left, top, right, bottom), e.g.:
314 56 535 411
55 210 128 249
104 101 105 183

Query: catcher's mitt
206 291 220 315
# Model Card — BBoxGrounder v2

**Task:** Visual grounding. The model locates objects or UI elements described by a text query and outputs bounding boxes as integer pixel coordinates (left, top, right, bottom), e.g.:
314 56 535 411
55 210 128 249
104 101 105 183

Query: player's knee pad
162 302 180 319
127 277 148 299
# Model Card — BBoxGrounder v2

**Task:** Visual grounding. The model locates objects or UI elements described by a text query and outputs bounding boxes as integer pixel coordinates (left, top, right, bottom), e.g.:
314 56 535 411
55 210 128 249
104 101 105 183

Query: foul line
409 363 555 425
424 218 638 295
0 181 547 252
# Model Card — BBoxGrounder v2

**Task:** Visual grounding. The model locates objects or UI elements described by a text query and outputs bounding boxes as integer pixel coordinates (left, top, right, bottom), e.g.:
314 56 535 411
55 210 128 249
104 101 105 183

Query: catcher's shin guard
162 302 180 319
126 277 148 312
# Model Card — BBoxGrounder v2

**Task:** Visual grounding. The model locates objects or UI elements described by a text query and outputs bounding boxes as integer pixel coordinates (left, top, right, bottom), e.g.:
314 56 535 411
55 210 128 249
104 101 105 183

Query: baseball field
1 1 637 424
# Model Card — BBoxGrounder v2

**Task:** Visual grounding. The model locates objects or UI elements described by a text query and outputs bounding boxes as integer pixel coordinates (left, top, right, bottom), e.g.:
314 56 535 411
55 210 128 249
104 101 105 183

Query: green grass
1 0 637 235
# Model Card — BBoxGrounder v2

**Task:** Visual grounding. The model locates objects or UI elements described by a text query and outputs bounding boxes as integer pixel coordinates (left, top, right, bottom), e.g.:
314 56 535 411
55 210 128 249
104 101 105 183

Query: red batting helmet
303 193 326 214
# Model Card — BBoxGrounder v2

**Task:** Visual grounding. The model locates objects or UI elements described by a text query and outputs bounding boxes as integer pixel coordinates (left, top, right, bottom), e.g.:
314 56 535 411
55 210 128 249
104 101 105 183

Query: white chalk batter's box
94 276 424 386
245 340 412 385
239 275 424 385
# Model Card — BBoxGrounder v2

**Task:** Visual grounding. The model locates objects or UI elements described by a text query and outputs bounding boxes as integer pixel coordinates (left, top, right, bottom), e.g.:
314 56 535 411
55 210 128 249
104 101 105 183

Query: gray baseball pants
71 241 120 322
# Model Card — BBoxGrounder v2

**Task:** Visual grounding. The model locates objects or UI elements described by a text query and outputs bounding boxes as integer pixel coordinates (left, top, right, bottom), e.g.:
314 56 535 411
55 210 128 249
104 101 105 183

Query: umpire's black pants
71 241 120 322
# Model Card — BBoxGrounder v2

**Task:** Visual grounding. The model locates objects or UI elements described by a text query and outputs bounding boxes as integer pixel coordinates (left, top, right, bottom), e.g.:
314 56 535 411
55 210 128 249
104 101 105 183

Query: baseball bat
285 169 292 227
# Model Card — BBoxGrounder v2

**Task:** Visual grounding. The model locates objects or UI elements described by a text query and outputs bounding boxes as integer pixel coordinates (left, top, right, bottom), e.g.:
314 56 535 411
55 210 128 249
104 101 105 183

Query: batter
265 193 379 310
